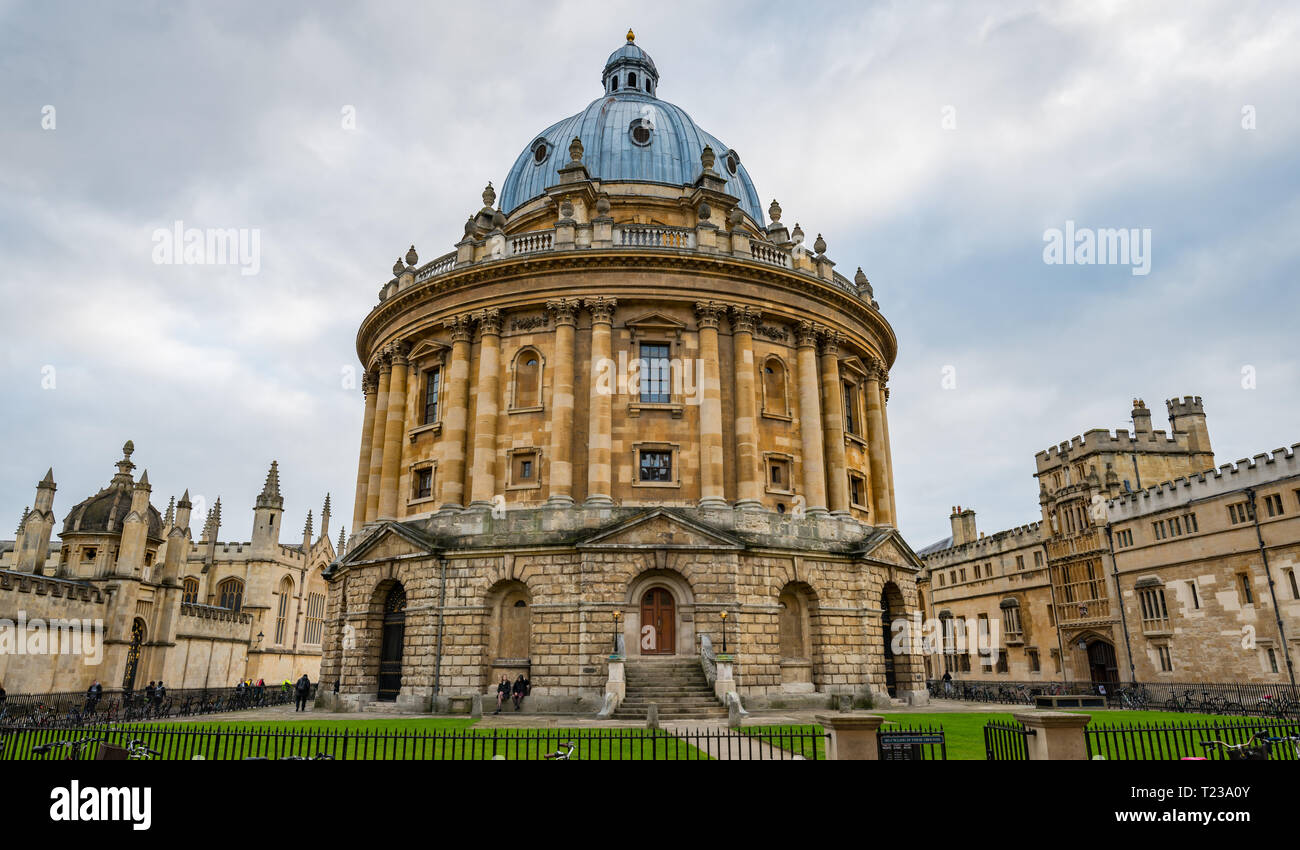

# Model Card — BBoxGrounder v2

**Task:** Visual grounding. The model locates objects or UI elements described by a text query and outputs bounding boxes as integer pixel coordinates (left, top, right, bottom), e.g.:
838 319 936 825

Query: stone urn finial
595 194 611 216
700 145 716 172
569 136 584 163
405 245 418 266
559 198 574 219
392 257 404 276
482 181 496 208
768 199 782 223
791 223 804 244
813 233 827 255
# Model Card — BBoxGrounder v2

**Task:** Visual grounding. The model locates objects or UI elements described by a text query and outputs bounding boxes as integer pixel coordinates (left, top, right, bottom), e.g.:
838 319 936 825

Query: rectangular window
414 468 433 500
1229 502 1250 524
938 573 945 587
1265 493 1284 517
1050 648 1062 674
848 473 865 507
1158 645 1173 672
1139 587 1169 630
423 367 441 424
1168 516 1182 536
639 449 672 482
1016 555 1025 571
1186 513 1198 533
1288 569 1299 600
1187 581 1200 610
1239 572 1254 605
639 343 670 403
959 568 966 582
1268 648 1280 674
1027 649 1040 673
768 457 793 493
985 562 992 577
1033 551 1044 567
843 382 858 436
1152 521 1166 540
510 450 540 487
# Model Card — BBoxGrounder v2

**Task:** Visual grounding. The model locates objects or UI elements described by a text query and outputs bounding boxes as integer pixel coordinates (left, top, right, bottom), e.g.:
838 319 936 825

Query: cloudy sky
2 0 1297 550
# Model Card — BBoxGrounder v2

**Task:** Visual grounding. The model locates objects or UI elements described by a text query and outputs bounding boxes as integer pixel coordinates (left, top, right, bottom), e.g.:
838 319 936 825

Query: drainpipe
1104 524 1137 685
1246 488 1296 688
433 555 448 697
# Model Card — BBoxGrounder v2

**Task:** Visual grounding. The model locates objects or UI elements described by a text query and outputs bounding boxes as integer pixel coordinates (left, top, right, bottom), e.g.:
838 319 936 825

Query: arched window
512 348 543 409
217 578 244 612
629 72 637 89
762 357 789 416
274 576 294 644
182 577 199 604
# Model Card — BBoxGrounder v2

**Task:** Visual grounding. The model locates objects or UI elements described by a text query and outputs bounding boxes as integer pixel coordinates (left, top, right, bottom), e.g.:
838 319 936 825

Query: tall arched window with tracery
275 576 294 644
182 577 200 604
217 578 244 612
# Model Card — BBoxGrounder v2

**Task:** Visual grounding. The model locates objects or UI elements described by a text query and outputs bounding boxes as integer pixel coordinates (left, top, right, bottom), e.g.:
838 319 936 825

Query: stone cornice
356 250 897 367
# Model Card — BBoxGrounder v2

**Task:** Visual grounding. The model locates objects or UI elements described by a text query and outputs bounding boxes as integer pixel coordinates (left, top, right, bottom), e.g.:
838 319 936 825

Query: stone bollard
646 703 659 730
815 714 885 760
727 697 741 728
1012 711 1091 760
470 693 483 719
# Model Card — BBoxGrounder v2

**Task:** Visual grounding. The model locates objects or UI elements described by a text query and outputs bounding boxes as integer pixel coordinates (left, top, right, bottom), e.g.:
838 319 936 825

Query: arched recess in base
881 581 921 699
777 581 819 693
484 579 532 690
373 580 406 702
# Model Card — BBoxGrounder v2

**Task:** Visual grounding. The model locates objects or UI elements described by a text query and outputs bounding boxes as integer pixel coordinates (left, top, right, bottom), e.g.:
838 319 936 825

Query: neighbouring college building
918 397 1300 687
319 33 928 716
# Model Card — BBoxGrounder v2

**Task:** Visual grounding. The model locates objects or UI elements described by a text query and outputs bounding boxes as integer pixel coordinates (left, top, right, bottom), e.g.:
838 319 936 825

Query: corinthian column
696 301 727 509
378 341 410 519
819 330 850 516
546 298 579 506
883 384 898 522
584 297 617 507
352 371 377 530
469 309 503 509
730 306 763 510
364 355 391 523
438 314 473 511
795 321 828 516
865 358 894 526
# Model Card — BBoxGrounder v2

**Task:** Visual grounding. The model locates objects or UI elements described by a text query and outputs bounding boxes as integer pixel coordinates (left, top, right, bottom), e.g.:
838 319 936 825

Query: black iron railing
1087 718 1300 761
984 719 1033 760
928 678 1300 717
0 683 317 727
0 723 829 761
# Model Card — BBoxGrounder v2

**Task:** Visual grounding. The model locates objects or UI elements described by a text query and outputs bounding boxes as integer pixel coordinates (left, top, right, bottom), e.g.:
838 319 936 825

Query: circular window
725 152 739 176
628 119 652 147
532 140 549 165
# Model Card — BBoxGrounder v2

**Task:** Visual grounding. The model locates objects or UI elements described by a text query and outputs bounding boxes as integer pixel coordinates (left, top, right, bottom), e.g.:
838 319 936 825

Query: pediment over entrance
624 311 687 342
338 522 439 566
855 529 924 570
579 509 744 550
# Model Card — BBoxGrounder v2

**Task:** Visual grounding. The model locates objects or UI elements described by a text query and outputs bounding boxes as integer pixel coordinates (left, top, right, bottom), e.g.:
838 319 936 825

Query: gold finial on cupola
627 28 635 43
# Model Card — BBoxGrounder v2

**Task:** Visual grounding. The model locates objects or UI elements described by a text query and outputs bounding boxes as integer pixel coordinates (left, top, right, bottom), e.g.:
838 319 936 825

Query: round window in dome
628 119 653 147
725 150 739 176
532 140 549 165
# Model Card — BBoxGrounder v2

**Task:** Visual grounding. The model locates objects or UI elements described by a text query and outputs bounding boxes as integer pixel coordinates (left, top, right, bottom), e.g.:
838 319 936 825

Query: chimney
1131 399 1152 435
950 505 977 546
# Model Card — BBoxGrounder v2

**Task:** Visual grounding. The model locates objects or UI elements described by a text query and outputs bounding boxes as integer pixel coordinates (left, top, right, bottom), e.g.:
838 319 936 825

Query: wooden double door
640 588 676 655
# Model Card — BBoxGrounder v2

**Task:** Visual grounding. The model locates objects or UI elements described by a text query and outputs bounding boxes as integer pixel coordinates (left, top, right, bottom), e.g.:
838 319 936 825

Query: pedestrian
942 670 953 696
84 680 103 714
255 677 266 705
494 675 510 714
294 674 311 711
154 680 167 713
512 674 530 711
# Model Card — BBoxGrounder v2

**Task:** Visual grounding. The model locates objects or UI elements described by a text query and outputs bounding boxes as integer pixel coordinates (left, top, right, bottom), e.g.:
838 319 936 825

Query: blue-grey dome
499 37 764 224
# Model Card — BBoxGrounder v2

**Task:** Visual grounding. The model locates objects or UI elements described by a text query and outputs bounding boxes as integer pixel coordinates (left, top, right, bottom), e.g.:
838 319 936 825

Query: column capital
694 300 726 329
546 297 581 327
883 386 890 403
818 328 843 357
796 320 820 349
867 356 888 383
473 308 503 339
584 297 618 325
362 370 378 397
385 339 411 367
376 353 393 375
728 305 761 335
446 313 474 344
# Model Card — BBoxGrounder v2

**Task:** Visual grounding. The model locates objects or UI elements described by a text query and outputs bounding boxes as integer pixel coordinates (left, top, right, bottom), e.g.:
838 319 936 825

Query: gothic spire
256 460 284 510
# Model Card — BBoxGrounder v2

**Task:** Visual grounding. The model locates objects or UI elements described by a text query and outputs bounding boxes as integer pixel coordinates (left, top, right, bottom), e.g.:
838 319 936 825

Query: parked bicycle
1199 731 1272 761
544 740 576 760
1255 693 1299 720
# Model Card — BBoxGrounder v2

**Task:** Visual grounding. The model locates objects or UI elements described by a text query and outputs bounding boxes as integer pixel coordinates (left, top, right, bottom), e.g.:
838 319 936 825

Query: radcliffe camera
1 1 1295 833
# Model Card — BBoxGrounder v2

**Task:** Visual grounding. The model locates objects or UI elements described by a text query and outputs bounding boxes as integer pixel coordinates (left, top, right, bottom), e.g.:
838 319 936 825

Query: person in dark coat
84 681 103 714
494 676 510 714
154 681 167 714
294 674 311 711
511 674 529 711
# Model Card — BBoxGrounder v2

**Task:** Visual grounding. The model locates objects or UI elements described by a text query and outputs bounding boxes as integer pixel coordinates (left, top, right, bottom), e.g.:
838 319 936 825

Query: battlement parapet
1035 427 1191 470
1106 443 1300 521
920 521 1045 566
0 569 108 604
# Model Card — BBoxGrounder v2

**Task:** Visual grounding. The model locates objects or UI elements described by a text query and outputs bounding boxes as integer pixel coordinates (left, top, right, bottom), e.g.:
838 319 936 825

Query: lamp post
720 610 728 654
612 609 622 654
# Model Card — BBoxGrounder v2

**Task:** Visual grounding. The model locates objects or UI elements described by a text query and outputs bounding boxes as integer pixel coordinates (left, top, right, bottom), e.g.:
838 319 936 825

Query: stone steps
613 657 725 720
